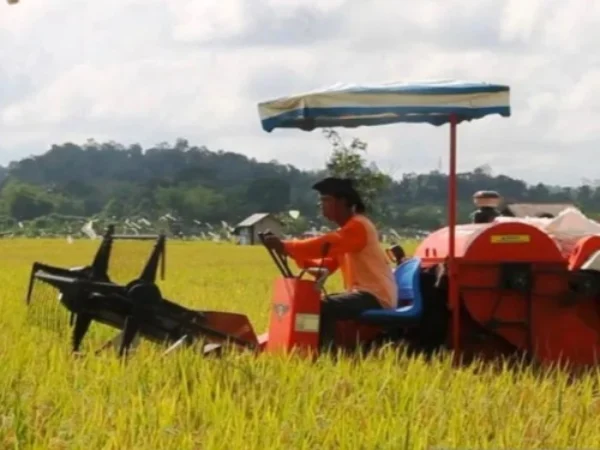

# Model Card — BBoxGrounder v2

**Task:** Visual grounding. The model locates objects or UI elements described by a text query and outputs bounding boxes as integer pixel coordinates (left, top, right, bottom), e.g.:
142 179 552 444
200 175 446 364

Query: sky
0 0 599 186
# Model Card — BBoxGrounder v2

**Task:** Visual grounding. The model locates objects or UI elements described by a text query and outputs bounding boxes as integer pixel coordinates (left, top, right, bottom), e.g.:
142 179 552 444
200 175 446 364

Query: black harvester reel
25 225 260 357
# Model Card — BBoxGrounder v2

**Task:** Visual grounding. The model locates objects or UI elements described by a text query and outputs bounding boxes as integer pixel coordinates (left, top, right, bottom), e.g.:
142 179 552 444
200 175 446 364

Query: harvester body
24 216 600 369
258 210 600 369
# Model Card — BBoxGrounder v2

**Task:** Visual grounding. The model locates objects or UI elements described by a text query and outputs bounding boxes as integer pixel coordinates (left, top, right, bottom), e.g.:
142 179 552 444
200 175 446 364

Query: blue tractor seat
358 257 423 326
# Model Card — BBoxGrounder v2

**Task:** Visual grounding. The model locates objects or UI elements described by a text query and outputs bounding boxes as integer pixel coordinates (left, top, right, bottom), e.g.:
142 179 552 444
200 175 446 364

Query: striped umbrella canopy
258 80 510 132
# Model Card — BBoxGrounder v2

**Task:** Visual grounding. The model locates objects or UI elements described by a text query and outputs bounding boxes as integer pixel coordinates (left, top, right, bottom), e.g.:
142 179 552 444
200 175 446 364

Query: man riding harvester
262 176 398 351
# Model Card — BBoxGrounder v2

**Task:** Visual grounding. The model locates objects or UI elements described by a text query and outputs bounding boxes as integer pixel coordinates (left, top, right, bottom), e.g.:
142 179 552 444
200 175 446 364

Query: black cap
312 177 366 213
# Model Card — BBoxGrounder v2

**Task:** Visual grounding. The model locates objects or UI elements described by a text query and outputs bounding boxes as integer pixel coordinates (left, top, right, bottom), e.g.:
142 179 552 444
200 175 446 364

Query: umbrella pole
448 114 460 363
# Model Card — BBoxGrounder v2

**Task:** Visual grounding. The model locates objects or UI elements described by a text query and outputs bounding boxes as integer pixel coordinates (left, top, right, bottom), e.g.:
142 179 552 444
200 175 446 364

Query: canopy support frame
448 114 460 362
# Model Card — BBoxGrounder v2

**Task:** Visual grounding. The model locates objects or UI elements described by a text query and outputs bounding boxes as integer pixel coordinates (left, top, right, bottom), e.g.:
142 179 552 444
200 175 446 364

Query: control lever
299 267 330 292
258 231 293 278
291 240 332 292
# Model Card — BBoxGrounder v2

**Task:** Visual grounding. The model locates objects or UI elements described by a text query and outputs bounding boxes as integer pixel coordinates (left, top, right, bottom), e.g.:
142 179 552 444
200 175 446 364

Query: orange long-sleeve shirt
283 215 397 309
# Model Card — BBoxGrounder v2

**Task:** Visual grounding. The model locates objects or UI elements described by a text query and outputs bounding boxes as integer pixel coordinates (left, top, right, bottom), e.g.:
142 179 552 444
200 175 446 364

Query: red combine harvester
257 217 600 368
24 80 600 368
255 80 600 368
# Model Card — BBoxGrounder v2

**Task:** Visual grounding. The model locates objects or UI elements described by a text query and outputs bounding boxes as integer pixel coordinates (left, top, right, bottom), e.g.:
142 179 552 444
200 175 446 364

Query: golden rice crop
0 238 599 449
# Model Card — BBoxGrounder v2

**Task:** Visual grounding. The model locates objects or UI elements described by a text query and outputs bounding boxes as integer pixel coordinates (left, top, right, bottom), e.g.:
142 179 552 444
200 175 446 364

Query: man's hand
262 234 286 255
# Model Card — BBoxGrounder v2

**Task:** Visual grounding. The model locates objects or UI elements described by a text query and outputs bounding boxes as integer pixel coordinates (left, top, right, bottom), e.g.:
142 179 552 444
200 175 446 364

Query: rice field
1 238 600 449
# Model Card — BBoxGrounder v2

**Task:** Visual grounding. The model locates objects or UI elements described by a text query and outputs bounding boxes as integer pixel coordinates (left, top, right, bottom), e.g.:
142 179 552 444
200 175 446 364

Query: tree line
0 133 596 234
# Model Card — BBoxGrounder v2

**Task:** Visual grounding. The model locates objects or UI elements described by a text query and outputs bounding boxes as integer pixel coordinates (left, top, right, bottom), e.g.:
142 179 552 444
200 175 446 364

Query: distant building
233 213 284 245
500 203 575 218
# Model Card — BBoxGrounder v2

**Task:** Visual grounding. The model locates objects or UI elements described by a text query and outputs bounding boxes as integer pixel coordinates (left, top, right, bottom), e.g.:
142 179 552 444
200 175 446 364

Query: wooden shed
500 203 575 218
233 213 284 245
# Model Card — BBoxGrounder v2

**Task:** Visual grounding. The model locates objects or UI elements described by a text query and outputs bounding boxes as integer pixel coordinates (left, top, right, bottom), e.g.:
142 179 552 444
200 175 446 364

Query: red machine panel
457 222 600 366
461 221 564 263
414 223 488 263
417 220 600 367
265 277 321 355
415 221 566 263
568 235 600 270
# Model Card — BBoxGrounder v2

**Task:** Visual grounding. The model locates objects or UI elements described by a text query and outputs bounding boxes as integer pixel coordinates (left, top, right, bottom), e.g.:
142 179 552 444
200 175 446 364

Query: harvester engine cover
415 210 600 368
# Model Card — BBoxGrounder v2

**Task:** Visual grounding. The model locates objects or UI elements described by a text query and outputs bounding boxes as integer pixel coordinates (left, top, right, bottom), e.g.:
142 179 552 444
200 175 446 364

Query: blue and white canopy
258 80 510 132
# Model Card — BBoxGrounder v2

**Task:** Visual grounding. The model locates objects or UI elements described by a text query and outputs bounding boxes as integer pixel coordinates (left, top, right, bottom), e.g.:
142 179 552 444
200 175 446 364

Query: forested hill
0 137 597 232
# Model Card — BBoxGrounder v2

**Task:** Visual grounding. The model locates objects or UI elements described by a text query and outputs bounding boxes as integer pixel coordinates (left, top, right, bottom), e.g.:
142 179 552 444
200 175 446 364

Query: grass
1 238 600 449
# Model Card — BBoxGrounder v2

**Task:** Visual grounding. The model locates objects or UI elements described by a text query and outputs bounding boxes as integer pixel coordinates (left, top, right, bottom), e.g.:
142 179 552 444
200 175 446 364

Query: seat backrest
393 257 422 302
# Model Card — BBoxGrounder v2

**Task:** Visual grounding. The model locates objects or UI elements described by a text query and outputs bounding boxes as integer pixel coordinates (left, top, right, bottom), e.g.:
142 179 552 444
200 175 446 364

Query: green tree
3 136 600 233
1 181 54 221
246 177 291 213
321 129 392 220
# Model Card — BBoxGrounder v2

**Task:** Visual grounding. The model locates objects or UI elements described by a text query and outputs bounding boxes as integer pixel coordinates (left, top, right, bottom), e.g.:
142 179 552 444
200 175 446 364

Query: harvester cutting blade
119 315 140 357
163 334 193 356
25 224 140 349
25 224 259 358
108 231 166 283
25 224 116 336
72 313 93 352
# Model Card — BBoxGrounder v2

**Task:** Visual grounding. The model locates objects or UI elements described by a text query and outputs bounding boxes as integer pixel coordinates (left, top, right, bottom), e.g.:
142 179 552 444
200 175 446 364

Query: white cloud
0 0 599 186
167 0 246 43
500 0 546 43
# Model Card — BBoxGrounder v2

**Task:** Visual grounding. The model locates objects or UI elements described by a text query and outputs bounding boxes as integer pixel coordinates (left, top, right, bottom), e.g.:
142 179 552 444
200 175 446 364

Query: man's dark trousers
319 290 382 350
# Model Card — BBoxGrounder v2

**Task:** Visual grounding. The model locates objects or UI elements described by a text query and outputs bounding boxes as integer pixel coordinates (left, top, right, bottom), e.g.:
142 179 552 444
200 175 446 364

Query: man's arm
283 219 367 261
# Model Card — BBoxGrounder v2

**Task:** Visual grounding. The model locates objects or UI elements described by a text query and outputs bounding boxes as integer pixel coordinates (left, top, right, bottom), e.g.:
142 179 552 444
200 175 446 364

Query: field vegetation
1 238 599 449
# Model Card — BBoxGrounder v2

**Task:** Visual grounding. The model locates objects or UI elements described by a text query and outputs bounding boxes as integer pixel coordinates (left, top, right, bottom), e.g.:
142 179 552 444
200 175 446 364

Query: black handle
258 231 293 278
